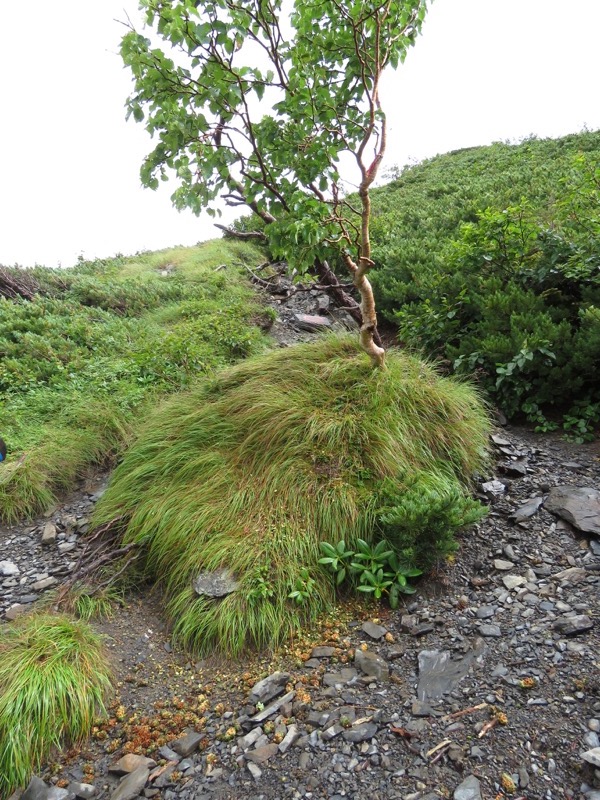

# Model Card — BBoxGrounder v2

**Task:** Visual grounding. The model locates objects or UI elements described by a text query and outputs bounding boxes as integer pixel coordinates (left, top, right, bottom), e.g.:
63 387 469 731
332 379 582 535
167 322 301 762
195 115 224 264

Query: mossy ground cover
0 613 111 798
0 240 270 521
93 335 490 655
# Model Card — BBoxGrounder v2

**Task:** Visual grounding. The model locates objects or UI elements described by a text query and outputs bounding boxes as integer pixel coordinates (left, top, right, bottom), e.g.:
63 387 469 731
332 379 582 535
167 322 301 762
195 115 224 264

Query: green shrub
377 470 486 569
93 334 490 654
377 145 600 433
0 614 111 799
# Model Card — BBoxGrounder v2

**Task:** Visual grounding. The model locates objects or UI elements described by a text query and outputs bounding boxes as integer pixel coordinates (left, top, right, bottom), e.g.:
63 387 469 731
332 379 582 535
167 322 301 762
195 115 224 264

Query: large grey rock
354 648 389 681
0 560 19 576
454 775 482 800
545 486 600 535
110 767 149 800
192 568 238 597
248 671 290 705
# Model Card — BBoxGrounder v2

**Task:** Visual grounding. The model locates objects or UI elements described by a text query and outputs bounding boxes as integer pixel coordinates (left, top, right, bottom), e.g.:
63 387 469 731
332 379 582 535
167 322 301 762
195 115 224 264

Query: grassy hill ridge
0 240 271 521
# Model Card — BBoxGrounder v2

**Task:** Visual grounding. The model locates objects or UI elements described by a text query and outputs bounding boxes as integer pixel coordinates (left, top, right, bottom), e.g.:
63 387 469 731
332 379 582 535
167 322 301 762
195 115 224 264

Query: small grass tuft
0 613 111 798
94 334 490 654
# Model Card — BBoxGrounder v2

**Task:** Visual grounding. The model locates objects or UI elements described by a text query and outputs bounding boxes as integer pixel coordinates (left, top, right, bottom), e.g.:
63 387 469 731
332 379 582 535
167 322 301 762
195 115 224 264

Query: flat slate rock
418 649 478 702
553 614 594 636
544 486 600 535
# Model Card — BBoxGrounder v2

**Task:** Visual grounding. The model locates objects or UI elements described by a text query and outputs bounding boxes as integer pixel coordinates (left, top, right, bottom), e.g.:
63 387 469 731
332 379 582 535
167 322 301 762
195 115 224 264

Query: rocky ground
1 278 600 800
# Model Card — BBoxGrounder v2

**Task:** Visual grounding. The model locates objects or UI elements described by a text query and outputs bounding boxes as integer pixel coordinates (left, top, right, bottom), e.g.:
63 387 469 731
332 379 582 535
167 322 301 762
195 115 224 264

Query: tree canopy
122 0 429 363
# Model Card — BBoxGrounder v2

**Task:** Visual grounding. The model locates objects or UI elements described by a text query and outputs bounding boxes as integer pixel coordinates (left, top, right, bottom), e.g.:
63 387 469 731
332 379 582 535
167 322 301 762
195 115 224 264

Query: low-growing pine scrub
93 334 490 654
0 614 111 798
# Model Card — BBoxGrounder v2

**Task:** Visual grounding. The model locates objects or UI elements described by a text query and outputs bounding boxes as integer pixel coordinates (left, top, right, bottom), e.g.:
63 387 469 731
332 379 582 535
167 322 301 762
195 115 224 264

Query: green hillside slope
0 241 270 521
370 131 600 435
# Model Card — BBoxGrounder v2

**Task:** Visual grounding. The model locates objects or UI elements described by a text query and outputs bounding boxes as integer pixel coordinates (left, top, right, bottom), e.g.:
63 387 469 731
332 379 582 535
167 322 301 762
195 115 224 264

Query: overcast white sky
1 1 599 268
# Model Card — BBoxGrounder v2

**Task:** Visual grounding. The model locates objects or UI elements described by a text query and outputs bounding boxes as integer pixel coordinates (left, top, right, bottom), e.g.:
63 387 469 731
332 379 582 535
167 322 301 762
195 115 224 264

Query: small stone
361 620 387 639
169 730 204 757
321 723 345 740
552 567 587 584
110 767 150 800
582 748 600 768
5 604 27 620
278 724 300 753
354 649 389 681
342 722 378 743
68 783 96 799
248 671 290 705
0 560 19 577
502 575 526 590
454 774 482 800
21 777 50 800
310 645 336 658
250 690 295 722
293 313 332 331
481 480 505 498
589 720 600 732
41 522 57 544
553 615 594 636
157 746 180 762
238 728 264 751
475 605 496 619
494 559 514 571
32 576 58 591
246 762 262 780
245 743 279 764
58 542 76 554
479 624 502 637
110 755 157 775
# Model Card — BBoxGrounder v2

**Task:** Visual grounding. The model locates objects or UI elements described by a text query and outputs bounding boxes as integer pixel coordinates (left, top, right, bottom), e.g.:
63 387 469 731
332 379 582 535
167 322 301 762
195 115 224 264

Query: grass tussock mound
0 614 111 798
94 335 490 654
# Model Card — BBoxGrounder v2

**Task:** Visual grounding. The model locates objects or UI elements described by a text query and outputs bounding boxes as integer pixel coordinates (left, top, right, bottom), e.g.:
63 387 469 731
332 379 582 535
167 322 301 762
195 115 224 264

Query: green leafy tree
121 0 429 364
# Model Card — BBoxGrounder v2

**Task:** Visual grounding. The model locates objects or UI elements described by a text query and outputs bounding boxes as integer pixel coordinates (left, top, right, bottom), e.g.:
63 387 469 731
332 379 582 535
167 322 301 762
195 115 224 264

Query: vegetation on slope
0 241 270 521
0 613 111 799
93 335 490 655
370 131 600 434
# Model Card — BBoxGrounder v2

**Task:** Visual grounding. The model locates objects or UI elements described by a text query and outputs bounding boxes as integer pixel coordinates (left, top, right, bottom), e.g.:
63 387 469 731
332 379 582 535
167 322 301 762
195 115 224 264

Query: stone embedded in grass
192 568 238 598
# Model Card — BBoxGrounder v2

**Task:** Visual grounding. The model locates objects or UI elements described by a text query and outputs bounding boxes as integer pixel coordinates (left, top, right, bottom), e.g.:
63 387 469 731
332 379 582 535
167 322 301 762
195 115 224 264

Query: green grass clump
0 614 111 798
94 334 490 654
